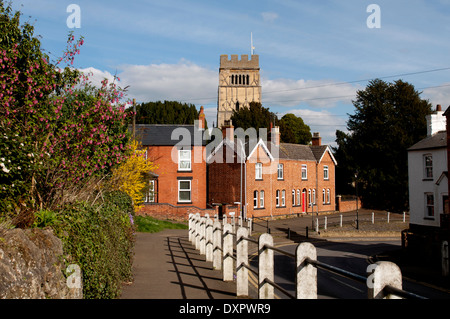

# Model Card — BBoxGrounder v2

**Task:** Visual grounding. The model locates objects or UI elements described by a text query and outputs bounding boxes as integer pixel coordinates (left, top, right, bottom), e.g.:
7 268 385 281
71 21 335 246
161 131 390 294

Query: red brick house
134 108 214 220
207 124 337 219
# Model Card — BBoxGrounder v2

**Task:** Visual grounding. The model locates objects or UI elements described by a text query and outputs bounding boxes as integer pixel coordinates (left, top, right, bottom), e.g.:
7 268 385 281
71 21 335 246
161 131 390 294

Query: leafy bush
53 191 135 299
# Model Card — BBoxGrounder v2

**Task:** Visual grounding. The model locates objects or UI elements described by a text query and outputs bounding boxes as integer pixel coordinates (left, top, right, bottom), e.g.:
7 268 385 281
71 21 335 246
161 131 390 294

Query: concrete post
223 215 227 226
324 216 327 230
248 218 252 236
213 221 222 270
315 218 319 233
231 215 236 234
296 242 317 299
403 212 406 223
372 212 375 224
205 218 213 262
195 214 201 250
387 212 390 223
188 213 193 242
340 214 343 227
367 261 402 299
236 227 249 297
200 217 206 255
258 233 274 299
442 241 449 277
223 223 234 281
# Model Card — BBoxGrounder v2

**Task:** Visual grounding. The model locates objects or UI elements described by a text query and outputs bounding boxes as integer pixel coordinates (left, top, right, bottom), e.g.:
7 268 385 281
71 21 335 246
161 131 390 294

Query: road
250 239 450 299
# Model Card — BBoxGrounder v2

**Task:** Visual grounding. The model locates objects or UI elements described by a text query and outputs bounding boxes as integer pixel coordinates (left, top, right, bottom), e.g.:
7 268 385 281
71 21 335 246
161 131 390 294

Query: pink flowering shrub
0 3 131 219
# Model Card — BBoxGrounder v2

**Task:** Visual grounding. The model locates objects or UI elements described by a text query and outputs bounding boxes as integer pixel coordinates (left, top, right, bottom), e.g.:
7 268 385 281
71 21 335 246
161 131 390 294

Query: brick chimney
312 132 322 146
198 106 205 130
222 120 234 141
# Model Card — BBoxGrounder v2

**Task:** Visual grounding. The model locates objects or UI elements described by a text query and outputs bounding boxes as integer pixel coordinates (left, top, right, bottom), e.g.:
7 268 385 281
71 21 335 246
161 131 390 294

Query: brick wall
138 203 216 222
147 145 207 209
336 196 362 212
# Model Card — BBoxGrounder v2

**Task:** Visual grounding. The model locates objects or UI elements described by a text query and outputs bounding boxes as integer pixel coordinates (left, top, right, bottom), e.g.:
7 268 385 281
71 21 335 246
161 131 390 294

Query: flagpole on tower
251 32 255 56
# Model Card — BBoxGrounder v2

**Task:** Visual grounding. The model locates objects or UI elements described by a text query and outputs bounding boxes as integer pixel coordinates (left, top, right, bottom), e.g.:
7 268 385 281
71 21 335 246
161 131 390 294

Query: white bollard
372 212 375 224
340 214 343 227
258 233 274 299
387 212 390 224
296 242 317 299
367 261 403 299
213 221 222 270
324 216 327 230
188 213 193 242
236 227 249 297
200 217 206 255
223 223 234 282
205 218 213 262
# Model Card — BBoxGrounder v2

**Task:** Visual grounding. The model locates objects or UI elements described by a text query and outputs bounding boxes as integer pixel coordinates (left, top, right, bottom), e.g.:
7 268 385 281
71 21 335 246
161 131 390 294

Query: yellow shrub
111 140 158 211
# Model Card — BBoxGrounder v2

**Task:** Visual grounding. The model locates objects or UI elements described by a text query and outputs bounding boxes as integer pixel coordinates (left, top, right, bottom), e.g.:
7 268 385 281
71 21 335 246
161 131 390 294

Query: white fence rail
188 213 426 300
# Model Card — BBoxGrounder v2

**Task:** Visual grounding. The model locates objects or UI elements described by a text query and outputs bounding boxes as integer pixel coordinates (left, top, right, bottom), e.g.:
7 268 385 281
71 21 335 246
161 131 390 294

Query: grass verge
135 215 188 233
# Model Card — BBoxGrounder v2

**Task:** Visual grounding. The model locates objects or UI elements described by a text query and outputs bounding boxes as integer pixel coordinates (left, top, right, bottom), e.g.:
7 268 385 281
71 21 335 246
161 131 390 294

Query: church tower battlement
217 54 262 128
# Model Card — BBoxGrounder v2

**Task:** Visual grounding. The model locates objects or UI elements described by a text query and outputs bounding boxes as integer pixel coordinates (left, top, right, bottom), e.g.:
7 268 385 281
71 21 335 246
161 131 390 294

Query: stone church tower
217 54 261 128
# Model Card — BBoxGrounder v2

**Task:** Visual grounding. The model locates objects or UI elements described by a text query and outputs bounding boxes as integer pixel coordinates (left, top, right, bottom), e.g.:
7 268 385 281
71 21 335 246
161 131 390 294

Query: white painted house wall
408 147 447 227
408 105 447 228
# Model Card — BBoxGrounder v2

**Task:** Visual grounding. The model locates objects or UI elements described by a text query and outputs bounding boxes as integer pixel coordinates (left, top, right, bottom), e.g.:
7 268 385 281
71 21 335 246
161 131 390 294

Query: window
424 154 433 179
425 193 434 218
302 165 307 180
277 164 284 180
178 180 191 202
281 190 286 207
145 180 156 203
253 191 258 208
255 163 263 180
276 190 280 207
312 189 316 205
260 190 265 208
327 189 331 204
297 190 301 206
178 150 191 171
292 190 296 206
324 166 329 180
323 189 326 204
308 189 312 206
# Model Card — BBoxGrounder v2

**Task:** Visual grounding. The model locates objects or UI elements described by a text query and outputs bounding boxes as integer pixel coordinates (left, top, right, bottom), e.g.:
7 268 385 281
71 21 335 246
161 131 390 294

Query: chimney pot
312 132 322 146
437 104 442 112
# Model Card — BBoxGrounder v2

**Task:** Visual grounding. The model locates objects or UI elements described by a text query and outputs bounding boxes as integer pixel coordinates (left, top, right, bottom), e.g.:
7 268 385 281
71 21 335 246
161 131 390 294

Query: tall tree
279 113 312 144
133 100 206 127
230 101 278 132
333 79 432 213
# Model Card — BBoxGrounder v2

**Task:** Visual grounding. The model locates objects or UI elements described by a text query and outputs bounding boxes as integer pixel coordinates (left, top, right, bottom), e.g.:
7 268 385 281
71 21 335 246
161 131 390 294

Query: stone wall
0 227 82 299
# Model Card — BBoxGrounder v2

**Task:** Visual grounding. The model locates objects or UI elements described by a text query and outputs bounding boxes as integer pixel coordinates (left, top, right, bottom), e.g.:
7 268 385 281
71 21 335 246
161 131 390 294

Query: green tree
133 100 206 127
279 113 312 144
333 79 432 212
230 101 278 132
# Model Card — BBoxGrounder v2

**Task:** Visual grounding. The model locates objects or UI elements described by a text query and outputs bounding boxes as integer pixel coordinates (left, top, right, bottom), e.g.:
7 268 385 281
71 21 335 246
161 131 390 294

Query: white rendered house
408 105 448 231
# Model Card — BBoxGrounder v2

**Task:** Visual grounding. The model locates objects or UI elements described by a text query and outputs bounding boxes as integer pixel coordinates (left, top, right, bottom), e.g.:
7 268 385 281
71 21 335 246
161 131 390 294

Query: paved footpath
120 229 237 299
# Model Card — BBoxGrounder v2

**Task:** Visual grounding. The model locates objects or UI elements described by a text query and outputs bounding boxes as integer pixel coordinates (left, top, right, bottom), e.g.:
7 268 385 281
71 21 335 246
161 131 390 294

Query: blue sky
11 0 450 145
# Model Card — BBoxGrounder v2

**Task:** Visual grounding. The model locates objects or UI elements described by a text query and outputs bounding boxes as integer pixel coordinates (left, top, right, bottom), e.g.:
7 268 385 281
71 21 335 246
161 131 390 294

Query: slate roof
408 131 447 151
131 124 207 146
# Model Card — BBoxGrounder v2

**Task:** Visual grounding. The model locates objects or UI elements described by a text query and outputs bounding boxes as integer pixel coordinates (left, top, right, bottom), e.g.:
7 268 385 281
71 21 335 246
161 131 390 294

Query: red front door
302 190 306 213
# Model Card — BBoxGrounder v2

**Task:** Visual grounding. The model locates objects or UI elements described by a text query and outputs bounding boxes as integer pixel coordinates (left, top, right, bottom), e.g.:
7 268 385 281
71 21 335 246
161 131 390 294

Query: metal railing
188 213 426 300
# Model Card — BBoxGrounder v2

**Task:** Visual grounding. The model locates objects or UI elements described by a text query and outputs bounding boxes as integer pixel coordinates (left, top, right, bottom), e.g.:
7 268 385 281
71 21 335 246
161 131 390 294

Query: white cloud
261 12 279 23
280 109 348 146
262 78 360 108
422 83 450 110
115 60 218 105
